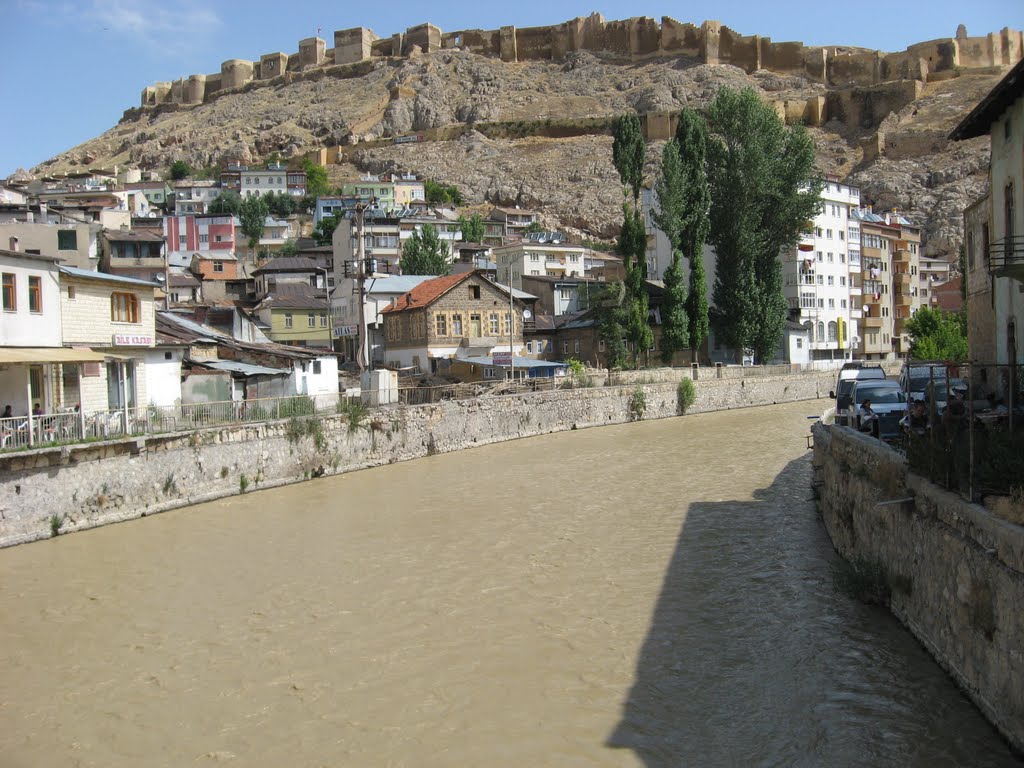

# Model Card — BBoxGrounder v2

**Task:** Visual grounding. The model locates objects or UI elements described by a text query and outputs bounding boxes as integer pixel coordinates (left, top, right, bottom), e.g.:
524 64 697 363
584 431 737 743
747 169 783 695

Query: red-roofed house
380 271 527 373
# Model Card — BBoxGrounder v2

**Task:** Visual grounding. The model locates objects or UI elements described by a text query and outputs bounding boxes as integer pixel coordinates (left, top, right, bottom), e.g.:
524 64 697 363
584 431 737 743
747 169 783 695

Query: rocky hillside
32 48 1002 257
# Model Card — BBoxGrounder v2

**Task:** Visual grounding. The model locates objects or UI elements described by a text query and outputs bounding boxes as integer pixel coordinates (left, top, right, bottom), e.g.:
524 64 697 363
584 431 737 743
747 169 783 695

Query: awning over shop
0 347 118 364
196 360 289 377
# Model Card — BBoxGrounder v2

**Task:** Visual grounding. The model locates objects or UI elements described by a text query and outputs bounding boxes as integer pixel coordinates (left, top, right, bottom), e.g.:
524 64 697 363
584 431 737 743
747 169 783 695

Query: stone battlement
139 14 1024 108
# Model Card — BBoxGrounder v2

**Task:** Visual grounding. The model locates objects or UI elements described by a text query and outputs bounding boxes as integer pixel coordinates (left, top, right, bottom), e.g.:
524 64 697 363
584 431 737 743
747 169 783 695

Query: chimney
8 236 18 251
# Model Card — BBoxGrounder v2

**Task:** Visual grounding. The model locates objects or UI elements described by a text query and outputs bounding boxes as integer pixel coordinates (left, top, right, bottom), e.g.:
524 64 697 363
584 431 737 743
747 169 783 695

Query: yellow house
253 284 332 349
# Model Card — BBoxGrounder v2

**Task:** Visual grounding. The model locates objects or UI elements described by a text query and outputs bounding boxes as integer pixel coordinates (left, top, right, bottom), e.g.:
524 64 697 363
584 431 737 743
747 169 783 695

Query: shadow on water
606 455 1021 768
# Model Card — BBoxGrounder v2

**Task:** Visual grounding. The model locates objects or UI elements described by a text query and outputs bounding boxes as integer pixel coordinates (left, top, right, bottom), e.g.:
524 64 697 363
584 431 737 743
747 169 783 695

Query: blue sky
3 0 1022 178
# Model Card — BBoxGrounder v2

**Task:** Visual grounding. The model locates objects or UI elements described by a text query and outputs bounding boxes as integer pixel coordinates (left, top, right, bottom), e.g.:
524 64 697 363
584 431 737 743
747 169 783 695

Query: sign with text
334 326 358 337
491 353 512 366
112 334 153 346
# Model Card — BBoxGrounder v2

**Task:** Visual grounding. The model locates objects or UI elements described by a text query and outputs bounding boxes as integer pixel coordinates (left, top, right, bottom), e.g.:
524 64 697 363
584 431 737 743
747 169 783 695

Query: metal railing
0 393 356 453
988 236 1024 275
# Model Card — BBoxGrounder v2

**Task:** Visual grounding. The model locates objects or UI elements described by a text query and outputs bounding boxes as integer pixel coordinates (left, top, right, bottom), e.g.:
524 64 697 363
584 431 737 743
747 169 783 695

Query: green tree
279 239 299 256
706 87 822 363
676 110 712 360
264 191 296 218
612 113 645 204
313 215 339 246
458 213 485 243
905 306 968 362
618 203 653 367
524 221 544 235
400 225 451 275
208 189 242 216
424 179 464 206
591 282 629 369
302 158 329 199
659 250 689 364
169 160 192 180
239 194 270 254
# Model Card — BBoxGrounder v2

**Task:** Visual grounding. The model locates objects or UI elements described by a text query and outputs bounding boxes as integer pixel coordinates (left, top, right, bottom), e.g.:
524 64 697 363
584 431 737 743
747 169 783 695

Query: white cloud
45 0 222 53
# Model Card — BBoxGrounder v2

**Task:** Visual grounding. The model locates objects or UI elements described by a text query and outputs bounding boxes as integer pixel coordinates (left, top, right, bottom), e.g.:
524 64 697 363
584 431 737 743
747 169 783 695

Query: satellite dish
522 309 532 320
155 274 166 283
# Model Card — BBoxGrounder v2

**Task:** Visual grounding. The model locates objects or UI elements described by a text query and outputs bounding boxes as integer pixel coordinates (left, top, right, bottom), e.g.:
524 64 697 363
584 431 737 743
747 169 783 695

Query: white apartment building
331 274 433 365
240 167 288 198
783 180 862 362
493 239 588 290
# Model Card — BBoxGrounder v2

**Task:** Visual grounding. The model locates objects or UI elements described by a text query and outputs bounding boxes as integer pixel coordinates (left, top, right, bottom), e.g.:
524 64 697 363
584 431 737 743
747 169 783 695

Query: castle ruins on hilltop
139 13 1023 110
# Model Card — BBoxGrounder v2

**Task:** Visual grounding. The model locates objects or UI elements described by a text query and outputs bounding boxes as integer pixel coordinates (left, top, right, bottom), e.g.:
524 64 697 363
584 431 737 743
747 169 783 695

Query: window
200 234 209 243
530 253 540 262
599 339 606 352
489 313 499 335
841 299 847 309
839 232 845 241
432 313 447 337
451 314 463 336
469 285 481 299
828 298 835 309
816 275 823 285
840 276 846 286
796 337 803 349
313 361 322 374
307 313 316 328
213 262 224 273
827 275 834 286
827 252 833 263
110 292 139 323
574 339 580 353
28 276 41 313
526 341 533 353
67 285 76 300
2 273 14 311
817 321 825 340
562 341 569 353
284 313 293 328
320 314 327 327
57 230 77 250
826 229 833 239
215 235 223 243
816 251 823 262
840 253 846 263
559 287 572 300
504 312 511 335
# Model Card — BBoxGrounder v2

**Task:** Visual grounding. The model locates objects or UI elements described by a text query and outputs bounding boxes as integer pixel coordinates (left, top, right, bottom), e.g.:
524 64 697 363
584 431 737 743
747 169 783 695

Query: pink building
163 214 236 267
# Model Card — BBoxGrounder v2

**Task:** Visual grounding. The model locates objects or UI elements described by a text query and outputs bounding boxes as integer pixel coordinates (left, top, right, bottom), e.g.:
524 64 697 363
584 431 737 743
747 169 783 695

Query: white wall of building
143 349 184 407
0 253 62 346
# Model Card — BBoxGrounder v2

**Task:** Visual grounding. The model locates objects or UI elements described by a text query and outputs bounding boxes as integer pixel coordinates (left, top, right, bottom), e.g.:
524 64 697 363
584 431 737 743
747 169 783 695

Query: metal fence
396 376 565 405
0 393 359 453
897 362 1023 501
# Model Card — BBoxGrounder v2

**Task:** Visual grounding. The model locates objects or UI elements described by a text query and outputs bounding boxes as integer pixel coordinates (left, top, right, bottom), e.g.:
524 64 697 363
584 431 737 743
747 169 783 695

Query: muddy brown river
0 401 1019 767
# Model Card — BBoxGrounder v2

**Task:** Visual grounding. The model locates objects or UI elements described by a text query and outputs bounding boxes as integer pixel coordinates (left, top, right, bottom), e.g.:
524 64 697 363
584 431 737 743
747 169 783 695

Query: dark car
847 380 907 439
831 364 886 426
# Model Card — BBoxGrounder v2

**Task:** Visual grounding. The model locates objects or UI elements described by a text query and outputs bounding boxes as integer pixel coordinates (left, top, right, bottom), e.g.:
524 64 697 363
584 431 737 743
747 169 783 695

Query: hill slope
33 48 1000 256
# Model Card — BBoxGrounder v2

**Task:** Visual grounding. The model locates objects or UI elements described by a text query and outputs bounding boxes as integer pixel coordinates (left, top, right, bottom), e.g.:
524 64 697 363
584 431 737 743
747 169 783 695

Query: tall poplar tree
676 109 711 360
706 87 822 363
612 113 646 205
618 204 653 367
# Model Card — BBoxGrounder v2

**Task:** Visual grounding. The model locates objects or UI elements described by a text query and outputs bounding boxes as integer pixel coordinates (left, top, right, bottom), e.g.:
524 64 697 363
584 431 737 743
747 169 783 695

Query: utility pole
355 204 367 372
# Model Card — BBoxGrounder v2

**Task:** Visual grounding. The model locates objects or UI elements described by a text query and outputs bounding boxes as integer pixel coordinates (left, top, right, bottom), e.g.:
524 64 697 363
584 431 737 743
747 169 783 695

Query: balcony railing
989 236 1024 279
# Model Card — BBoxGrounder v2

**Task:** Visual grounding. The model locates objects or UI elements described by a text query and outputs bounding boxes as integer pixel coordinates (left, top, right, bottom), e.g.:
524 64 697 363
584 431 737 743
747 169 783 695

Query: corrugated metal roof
198 360 288 377
59 266 160 287
459 356 568 369
490 281 538 300
365 275 434 295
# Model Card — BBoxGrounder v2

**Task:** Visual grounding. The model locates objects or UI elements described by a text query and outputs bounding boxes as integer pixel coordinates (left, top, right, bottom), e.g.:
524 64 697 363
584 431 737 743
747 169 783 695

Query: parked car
830 363 886 426
898 361 952 405
846 379 907 439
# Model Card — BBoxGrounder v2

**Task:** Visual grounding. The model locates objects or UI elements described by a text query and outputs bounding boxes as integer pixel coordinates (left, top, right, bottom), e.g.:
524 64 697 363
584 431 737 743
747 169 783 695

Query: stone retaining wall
0 371 836 548
812 423 1024 751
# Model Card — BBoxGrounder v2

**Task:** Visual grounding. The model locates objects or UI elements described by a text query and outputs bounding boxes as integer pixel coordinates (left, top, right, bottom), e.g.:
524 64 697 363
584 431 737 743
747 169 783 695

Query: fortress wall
259 52 288 80
549 21 574 60
760 40 805 76
221 59 255 89
803 47 828 82
404 24 441 55
829 51 883 86
660 16 702 57
298 37 326 68
957 34 999 68
441 29 501 57
515 25 555 60
335 28 379 65
702 20 721 65
718 26 761 73
629 16 662 58
826 79 923 130
185 74 207 105
500 26 517 62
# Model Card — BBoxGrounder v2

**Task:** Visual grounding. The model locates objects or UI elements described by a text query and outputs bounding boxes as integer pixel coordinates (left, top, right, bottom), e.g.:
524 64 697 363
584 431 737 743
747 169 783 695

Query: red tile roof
381 272 472 313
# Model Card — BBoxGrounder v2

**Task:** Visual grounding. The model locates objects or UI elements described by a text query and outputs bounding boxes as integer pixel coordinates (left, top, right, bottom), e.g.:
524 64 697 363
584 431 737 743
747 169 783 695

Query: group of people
2 403 44 420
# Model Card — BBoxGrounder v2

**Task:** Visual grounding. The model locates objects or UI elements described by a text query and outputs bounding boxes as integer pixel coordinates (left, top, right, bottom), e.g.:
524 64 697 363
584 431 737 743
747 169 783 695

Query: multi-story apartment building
783 180 861 362
0 209 101 270
485 206 540 245
918 252 952 308
163 214 236 268
891 220 923 355
172 180 221 214
101 228 167 284
852 211 898 359
494 236 588 290
330 215 403 279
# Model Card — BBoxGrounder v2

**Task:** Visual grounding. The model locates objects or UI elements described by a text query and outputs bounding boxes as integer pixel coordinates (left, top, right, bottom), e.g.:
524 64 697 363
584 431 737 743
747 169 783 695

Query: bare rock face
28 48 1010 258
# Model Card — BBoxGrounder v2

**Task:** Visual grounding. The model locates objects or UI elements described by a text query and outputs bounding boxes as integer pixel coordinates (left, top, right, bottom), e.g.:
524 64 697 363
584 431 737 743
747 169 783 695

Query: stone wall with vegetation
0 370 836 548
812 423 1024 751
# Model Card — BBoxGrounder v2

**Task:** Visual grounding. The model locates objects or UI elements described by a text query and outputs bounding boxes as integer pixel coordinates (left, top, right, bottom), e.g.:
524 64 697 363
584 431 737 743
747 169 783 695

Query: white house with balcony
493 238 588 290
240 167 288 198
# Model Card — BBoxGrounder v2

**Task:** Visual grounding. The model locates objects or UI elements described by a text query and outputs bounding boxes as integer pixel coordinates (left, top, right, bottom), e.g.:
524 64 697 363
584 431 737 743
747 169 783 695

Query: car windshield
837 380 857 396
908 368 948 385
857 386 905 404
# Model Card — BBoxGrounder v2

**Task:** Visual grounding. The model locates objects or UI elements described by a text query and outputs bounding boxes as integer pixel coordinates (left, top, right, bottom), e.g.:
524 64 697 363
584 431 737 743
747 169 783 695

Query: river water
0 401 1018 767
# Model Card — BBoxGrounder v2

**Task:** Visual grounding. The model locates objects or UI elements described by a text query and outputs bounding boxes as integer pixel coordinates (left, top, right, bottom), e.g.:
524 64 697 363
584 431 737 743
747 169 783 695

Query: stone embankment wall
138 14 1022 110
0 370 834 548
812 423 1024 752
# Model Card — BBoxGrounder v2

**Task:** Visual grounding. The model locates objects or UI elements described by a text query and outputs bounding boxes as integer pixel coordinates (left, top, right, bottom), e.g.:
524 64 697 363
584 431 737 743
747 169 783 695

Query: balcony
797 232 814 252
895 293 912 307
989 236 1024 281
894 256 910 272
894 272 912 290
894 318 907 335
862 315 884 329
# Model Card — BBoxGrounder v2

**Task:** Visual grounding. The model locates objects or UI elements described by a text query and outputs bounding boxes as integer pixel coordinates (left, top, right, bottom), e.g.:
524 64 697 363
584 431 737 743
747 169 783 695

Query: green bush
337 400 368 433
565 358 591 388
279 396 316 418
628 387 647 421
677 378 696 414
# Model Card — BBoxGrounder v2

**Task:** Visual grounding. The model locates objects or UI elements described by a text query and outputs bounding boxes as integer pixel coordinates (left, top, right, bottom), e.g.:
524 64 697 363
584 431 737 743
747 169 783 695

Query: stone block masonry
0 370 837 549
136 14 1023 110
812 423 1024 752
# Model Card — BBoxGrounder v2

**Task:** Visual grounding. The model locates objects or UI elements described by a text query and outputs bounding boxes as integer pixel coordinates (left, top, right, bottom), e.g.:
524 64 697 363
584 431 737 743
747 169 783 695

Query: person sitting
857 398 879 435
2 405 12 419
907 400 928 434
31 403 43 417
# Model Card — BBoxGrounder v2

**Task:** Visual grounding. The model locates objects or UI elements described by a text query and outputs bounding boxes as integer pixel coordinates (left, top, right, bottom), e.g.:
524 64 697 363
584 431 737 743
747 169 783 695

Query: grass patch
628 387 648 421
677 378 696 414
336 400 368 433
49 514 66 537
239 474 250 493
